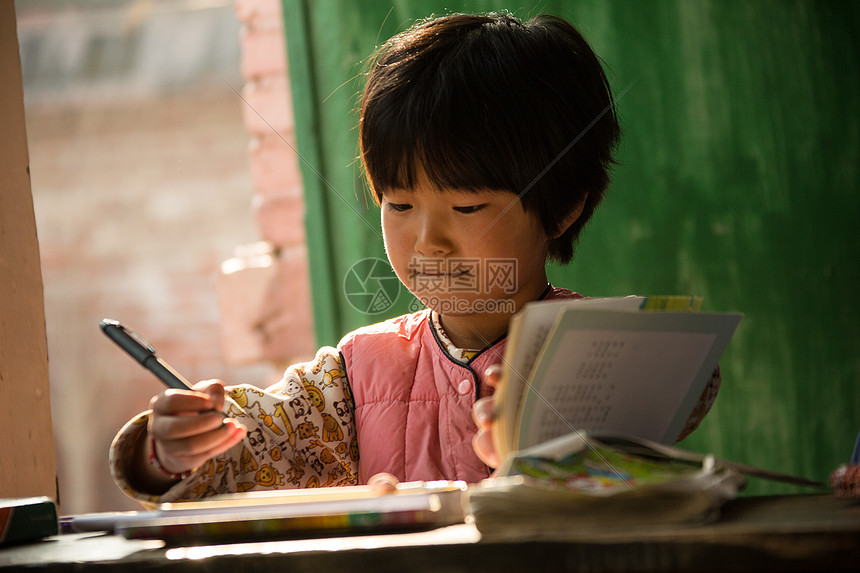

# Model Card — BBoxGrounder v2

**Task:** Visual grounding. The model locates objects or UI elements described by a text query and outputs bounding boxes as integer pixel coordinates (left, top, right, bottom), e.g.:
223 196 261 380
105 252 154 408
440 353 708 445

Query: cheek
381 215 408 257
482 216 548 269
381 219 410 278
380 213 394 250
503 212 549 251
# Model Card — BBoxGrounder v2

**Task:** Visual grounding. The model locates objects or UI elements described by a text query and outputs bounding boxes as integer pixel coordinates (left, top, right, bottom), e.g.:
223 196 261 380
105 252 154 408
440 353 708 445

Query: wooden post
0 2 59 503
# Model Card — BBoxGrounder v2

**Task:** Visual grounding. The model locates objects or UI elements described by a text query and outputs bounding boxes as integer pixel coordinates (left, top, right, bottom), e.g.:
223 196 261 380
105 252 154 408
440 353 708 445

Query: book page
494 297 646 455
514 310 742 449
507 297 646 385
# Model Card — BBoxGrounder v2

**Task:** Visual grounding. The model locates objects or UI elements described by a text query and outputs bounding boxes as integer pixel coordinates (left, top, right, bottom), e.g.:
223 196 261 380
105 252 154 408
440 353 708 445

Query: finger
157 420 245 471
186 420 247 462
472 428 499 468
472 396 495 428
149 408 228 441
367 472 399 494
150 389 215 416
483 365 503 388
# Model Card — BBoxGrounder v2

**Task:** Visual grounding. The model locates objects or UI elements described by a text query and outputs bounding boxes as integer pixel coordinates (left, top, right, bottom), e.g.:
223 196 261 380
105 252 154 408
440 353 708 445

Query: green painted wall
282 0 859 494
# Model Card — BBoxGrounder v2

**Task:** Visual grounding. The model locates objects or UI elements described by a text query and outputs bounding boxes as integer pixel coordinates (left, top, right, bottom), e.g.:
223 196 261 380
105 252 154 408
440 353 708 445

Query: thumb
192 379 227 411
367 472 399 494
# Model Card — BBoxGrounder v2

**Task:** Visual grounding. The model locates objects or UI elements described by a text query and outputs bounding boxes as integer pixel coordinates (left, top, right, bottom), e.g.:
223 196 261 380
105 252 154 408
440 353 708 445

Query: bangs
359 13 548 200
363 123 516 198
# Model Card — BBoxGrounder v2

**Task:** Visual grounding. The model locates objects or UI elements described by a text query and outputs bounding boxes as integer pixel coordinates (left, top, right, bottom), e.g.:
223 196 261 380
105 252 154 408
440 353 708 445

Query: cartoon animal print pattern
110 346 358 504
431 311 482 362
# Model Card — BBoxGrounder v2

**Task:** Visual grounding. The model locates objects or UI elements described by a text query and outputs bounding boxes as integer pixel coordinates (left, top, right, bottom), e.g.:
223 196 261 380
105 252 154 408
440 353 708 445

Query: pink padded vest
338 287 582 484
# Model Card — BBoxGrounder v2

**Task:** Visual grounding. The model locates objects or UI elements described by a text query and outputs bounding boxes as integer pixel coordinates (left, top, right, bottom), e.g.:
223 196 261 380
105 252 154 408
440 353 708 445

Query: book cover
63 481 467 545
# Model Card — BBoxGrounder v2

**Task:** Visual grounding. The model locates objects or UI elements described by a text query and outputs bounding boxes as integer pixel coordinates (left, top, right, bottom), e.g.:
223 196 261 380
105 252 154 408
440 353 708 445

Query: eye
454 204 486 214
385 202 412 212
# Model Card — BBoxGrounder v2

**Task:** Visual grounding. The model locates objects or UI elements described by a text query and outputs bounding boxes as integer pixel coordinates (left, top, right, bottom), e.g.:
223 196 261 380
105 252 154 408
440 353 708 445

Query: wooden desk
1 494 857 572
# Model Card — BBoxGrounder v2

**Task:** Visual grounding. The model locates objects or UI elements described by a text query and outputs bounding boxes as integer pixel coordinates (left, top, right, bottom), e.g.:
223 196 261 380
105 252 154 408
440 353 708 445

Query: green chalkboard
283 0 859 494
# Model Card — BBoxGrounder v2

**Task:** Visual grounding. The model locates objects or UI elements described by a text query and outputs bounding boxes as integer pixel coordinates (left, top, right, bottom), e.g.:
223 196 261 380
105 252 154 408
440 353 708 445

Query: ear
552 194 588 239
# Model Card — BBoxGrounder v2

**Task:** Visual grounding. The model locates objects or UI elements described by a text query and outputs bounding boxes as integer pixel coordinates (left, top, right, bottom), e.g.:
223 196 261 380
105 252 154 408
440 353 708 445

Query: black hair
359 12 621 263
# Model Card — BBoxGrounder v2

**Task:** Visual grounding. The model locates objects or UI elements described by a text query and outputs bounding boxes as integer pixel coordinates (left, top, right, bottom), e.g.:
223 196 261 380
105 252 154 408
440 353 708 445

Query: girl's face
380 174 551 324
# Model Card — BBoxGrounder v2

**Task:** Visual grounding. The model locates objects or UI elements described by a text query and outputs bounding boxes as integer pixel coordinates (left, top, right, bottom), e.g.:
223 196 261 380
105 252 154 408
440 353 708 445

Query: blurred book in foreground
470 433 746 540
0 497 58 546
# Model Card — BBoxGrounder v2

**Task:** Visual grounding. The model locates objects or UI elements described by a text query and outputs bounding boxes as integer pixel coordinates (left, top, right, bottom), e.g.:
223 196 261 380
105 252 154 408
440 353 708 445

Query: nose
414 214 451 257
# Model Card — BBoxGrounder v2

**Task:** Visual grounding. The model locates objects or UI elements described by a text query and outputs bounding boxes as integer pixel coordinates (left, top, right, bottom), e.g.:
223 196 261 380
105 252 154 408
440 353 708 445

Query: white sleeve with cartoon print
110 346 358 505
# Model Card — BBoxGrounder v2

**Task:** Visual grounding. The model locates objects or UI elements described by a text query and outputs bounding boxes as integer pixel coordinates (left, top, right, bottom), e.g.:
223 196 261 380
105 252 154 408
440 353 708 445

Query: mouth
407 258 477 284
409 269 471 278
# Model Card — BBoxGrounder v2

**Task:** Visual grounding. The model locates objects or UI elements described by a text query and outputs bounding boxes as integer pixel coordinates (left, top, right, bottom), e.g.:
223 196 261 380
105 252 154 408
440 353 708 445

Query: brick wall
22 0 315 513
219 0 315 369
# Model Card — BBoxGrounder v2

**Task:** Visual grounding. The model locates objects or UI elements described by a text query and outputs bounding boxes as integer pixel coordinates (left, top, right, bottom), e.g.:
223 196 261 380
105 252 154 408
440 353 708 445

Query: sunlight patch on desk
164 523 480 560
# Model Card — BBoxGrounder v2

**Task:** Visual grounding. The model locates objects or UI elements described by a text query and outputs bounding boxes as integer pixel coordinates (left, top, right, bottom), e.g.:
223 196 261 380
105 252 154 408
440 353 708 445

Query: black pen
100 319 193 390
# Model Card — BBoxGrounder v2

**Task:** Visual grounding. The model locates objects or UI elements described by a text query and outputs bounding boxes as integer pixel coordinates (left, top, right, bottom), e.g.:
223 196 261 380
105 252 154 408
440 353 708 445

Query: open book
492 296 743 459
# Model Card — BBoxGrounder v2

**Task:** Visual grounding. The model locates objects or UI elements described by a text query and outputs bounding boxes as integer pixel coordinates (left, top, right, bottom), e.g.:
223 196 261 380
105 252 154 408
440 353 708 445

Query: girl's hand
472 366 502 469
146 380 246 482
367 472 400 494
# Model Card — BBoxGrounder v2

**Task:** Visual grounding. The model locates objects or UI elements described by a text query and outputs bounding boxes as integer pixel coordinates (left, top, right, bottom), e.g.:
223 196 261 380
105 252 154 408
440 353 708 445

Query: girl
111 12 716 504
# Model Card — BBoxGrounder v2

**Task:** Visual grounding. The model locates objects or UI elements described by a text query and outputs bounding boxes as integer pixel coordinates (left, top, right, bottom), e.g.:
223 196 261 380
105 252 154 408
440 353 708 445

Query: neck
437 312 510 350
